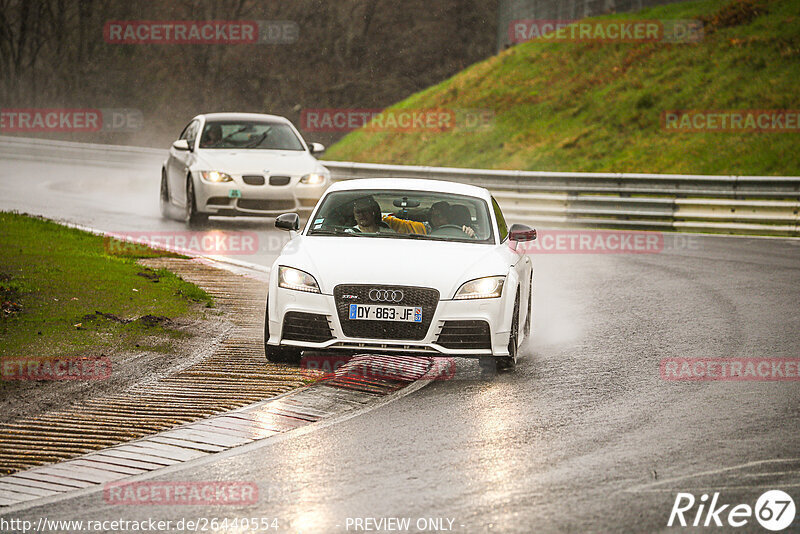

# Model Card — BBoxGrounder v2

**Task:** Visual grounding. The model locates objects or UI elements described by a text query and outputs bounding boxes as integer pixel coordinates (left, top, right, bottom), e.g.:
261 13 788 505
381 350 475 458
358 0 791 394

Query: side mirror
172 139 190 151
275 212 300 231
309 142 325 155
509 224 537 242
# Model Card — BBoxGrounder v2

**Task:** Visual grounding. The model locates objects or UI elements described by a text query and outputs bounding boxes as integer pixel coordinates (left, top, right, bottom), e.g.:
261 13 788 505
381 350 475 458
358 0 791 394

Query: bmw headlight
454 276 505 300
200 171 233 183
278 266 320 293
300 172 327 185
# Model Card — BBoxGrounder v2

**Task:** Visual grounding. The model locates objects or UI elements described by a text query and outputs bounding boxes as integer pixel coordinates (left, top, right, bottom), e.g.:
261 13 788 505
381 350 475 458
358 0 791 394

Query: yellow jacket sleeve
382 215 427 235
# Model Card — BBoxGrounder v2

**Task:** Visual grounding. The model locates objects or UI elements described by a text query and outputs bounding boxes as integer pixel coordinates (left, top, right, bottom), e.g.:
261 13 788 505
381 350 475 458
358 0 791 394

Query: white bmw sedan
161 112 331 225
264 178 537 371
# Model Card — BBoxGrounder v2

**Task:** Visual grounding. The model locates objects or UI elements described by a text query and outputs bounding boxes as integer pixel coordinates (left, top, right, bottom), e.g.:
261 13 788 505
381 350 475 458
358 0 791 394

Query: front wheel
497 291 520 370
263 295 302 364
265 344 302 364
185 178 208 226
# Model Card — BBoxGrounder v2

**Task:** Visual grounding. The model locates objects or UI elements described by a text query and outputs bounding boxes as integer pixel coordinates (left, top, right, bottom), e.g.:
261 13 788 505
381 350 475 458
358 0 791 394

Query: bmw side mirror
509 224 537 242
172 139 190 151
275 213 300 231
309 142 325 155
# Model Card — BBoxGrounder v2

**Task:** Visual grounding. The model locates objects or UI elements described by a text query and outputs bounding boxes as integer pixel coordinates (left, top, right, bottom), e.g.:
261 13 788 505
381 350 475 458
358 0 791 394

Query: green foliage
327 0 800 176
0 212 213 358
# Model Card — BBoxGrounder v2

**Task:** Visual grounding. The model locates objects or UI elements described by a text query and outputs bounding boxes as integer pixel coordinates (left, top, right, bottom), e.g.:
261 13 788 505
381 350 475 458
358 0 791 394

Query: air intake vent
237 199 295 211
269 175 291 186
436 320 491 349
242 175 265 185
282 312 333 342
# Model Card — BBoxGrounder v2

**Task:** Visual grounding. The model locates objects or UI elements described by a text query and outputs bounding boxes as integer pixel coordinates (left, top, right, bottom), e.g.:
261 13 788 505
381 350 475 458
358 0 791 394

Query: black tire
185 178 208 226
497 290 520 371
523 272 532 339
159 170 171 219
263 294 302 364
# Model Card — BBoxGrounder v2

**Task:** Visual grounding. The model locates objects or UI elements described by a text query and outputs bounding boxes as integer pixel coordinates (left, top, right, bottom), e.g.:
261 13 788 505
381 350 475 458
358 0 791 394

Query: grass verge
0 212 213 363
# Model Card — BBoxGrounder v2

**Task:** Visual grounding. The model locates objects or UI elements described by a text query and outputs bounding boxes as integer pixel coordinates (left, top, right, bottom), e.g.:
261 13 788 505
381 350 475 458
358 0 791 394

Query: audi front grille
333 284 439 340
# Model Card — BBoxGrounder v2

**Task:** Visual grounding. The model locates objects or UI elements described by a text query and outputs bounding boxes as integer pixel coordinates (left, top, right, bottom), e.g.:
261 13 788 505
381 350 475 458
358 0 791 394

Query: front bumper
194 174 327 216
267 287 514 357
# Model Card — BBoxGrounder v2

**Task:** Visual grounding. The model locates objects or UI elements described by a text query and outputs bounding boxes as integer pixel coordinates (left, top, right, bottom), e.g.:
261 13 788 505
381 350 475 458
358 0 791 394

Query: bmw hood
193 149 324 176
276 235 510 299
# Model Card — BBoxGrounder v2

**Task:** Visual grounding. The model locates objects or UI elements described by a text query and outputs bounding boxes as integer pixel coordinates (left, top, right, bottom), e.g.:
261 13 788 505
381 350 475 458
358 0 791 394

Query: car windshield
199 120 305 150
307 190 494 244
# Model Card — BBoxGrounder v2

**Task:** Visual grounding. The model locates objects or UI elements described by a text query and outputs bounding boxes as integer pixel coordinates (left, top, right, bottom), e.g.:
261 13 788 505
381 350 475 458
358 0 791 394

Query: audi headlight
200 171 233 183
300 172 327 185
454 276 505 300
278 266 320 293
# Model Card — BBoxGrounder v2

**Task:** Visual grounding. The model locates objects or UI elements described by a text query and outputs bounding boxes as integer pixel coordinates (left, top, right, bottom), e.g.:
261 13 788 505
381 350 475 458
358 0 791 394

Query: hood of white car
193 149 322 176
276 235 510 299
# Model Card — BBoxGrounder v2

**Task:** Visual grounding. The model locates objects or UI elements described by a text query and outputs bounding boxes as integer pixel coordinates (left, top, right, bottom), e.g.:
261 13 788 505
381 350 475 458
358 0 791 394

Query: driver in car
383 201 475 237
200 124 222 148
351 196 394 233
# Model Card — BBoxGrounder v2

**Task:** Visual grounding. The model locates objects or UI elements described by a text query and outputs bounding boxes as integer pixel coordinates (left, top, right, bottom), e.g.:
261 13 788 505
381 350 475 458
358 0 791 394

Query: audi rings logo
369 289 404 303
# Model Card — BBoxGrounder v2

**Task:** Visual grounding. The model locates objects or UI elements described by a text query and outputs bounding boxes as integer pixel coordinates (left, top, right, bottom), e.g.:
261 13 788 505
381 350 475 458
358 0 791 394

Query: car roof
196 112 291 123
326 178 492 201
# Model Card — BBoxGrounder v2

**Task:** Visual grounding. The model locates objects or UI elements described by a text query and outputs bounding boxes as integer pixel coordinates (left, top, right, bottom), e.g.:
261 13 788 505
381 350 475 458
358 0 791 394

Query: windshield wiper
244 132 268 148
221 126 249 142
380 232 429 240
309 228 356 236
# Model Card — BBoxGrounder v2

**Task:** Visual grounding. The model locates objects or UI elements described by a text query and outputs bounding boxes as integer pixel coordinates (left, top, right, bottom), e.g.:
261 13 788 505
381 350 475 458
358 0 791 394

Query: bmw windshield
307 190 494 244
199 120 305 150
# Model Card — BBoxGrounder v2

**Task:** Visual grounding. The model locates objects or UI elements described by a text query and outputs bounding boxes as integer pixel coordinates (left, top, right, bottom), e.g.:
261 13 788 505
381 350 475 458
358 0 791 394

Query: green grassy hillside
326 0 800 175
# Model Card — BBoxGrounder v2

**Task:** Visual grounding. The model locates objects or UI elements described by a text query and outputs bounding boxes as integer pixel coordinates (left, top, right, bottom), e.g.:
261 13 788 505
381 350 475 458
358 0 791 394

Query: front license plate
349 304 422 323
228 189 242 198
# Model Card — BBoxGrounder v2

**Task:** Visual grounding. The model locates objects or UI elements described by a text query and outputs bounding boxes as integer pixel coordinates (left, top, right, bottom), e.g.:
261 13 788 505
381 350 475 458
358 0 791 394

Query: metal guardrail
1 136 797 236
322 161 800 236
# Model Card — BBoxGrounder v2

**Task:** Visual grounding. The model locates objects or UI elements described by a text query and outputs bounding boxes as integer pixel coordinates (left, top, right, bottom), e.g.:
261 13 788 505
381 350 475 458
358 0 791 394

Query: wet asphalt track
1 145 799 533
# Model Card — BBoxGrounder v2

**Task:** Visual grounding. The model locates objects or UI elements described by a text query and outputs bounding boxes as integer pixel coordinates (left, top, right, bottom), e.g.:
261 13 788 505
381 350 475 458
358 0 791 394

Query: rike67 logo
669 490 796 531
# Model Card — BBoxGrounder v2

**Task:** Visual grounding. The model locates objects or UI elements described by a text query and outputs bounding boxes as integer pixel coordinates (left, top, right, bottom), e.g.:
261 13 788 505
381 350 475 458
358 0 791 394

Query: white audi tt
160 112 331 225
264 178 537 371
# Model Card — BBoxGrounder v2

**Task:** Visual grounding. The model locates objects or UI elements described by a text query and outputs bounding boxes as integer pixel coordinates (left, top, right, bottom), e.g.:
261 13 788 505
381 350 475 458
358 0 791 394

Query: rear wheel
159 170 171 219
263 295 302 364
523 273 532 339
185 178 208 226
